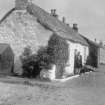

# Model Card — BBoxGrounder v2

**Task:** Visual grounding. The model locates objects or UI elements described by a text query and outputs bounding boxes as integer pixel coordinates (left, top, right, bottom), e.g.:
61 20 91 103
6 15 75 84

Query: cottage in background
81 35 100 68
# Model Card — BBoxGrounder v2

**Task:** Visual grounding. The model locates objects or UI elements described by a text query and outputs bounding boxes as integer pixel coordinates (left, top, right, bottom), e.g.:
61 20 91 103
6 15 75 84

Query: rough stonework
0 10 52 74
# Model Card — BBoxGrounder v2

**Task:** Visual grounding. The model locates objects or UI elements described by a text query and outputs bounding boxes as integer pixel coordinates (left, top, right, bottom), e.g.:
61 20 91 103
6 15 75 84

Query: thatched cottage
0 0 90 78
81 35 105 68
81 35 100 68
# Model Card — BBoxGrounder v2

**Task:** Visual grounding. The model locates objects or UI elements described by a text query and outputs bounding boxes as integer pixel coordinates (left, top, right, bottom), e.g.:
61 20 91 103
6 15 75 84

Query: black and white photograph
0 0 105 105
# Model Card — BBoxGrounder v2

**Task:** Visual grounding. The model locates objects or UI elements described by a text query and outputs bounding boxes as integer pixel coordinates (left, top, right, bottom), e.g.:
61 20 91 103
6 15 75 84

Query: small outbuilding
0 43 14 75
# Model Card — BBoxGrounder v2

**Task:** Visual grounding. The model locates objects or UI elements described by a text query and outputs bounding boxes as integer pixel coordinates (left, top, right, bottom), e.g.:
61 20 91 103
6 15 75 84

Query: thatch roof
80 34 100 48
0 2 88 46
27 3 88 46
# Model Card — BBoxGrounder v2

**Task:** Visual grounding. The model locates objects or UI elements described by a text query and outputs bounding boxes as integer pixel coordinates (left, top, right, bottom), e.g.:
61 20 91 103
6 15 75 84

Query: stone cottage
0 0 89 79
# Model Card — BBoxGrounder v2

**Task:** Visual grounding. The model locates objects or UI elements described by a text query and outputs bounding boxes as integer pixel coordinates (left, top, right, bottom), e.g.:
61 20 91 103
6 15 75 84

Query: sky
0 0 105 43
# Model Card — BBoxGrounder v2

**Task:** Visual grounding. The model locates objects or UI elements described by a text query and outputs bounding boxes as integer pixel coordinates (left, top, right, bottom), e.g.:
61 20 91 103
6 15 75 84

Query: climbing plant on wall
47 33 69 77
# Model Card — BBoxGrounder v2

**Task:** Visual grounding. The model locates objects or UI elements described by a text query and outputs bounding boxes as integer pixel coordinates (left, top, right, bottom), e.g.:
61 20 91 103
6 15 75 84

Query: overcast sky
0 0 105 43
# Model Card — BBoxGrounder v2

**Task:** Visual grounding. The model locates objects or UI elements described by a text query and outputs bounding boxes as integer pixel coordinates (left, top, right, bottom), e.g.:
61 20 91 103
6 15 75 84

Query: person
77 52 82 74
74 49 78 74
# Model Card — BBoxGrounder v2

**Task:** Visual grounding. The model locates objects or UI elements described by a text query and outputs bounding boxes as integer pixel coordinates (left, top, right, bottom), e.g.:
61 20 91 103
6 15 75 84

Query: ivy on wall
20 33 69 78
47 33 69 78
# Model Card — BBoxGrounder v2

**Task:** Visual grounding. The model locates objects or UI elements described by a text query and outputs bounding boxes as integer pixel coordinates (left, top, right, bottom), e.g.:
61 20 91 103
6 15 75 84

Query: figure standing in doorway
74 50 82 75
74 49 78 74
77 52 82 74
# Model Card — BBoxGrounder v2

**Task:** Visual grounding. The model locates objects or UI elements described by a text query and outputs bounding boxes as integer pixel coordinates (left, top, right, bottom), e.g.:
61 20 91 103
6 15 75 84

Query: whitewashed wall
75 43 89 65
64 41 89 75
99 48 105 64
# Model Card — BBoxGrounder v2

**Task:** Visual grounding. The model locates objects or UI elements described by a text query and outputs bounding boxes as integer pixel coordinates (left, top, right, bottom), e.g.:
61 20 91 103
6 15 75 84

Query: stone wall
0 10 52 74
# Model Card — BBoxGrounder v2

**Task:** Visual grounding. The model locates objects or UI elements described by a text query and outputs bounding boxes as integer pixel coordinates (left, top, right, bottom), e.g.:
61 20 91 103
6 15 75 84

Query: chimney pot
50 9 58 18
53 9 56 14
94 38 97 42
62 17 66 23
99 40 103 46
67 23 69 26
73 23 78 32
51 9 53 14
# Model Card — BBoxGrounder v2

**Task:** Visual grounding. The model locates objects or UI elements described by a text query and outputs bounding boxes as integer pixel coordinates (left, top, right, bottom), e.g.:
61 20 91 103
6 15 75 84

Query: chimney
51 9 53 15
73 23 78 32
53 9 56 14
66 23 69 26
50 9 58 18
62 17 66 23
94 38 97 42
99 40 103 46
15 0 29 10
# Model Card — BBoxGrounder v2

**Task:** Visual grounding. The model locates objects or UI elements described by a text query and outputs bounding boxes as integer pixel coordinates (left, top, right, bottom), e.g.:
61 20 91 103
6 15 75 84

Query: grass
0 65 105 105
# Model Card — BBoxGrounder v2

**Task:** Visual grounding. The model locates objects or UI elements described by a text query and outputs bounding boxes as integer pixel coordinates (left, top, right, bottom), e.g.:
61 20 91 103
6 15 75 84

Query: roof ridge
27 3 88 46
0 2 88 46
80 34 100 47
27 3 74 31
